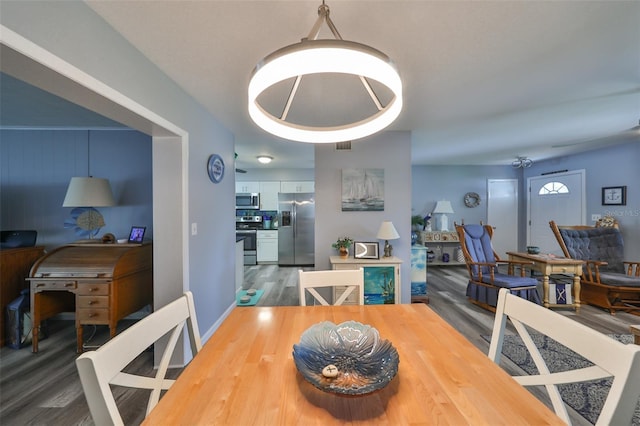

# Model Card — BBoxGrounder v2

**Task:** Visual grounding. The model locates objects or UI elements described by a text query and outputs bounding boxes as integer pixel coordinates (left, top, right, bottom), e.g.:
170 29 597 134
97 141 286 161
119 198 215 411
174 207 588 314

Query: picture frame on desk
354 242 379 259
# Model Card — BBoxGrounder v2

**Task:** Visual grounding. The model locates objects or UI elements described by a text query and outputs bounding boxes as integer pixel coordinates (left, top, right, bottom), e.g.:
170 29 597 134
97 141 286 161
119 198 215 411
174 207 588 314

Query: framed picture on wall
602 186 626 206
341 168 384 211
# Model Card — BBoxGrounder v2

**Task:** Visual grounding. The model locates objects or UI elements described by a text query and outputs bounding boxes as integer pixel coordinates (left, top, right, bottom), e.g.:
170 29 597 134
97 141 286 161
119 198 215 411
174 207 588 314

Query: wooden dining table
143 304 563 425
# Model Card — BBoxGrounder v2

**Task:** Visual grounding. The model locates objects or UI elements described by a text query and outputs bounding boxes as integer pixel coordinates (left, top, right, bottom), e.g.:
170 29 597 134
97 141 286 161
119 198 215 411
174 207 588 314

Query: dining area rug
483 333 640 425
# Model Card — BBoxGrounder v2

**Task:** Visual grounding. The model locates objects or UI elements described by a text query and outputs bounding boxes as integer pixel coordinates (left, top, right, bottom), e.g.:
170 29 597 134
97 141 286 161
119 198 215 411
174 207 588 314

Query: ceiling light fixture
257 155 273 164
248 1 403 144
511 156 533 169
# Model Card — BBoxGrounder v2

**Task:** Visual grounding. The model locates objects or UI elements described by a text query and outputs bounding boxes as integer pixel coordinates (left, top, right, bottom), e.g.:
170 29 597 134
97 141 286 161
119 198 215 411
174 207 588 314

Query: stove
236 216 263 265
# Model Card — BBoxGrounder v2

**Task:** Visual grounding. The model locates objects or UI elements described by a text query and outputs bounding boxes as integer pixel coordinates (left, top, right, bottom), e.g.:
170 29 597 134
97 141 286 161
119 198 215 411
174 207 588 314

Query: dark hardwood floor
1 264 637 425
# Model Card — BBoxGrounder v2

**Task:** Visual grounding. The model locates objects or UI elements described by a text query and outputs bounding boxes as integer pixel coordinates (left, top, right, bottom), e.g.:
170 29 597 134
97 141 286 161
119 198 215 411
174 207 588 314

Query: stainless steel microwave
236 193 260 209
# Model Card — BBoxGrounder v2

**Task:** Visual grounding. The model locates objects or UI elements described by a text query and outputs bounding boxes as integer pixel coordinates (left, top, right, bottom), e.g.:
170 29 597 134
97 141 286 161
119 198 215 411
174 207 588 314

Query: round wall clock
464 192 481 208
207 154 225 183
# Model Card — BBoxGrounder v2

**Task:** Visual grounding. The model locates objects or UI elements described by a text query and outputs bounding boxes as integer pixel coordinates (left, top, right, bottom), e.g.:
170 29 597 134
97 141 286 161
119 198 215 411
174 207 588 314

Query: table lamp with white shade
63 177 115 239
432 200 454 231
377 221 400 257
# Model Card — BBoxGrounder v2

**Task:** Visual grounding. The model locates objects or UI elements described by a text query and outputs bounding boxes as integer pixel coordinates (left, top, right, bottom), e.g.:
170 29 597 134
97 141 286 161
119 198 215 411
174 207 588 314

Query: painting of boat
341 168 384 211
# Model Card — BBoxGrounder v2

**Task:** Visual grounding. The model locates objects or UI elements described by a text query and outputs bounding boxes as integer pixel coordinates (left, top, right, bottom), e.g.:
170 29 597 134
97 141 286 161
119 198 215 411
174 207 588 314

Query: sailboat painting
341 168 384 211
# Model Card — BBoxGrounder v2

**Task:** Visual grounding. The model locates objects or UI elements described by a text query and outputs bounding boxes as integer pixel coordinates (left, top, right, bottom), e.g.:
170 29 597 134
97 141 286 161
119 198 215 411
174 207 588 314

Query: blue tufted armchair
550 220 640 314
455 223 541 311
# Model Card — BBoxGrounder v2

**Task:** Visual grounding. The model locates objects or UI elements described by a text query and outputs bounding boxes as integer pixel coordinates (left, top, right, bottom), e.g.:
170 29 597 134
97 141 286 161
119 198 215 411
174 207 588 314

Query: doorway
2 30 189 362
527 170 586 254
487 179 518 259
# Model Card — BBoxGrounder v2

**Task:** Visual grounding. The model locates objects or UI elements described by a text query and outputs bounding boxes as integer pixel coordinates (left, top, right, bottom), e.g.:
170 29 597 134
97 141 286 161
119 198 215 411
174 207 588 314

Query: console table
419 231 464 266
329 256 402 304
507 251 582 311
28 243 153 352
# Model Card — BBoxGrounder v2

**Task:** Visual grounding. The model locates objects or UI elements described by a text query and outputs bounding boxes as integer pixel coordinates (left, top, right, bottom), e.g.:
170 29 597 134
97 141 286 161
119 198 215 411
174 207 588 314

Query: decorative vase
339 247 348 258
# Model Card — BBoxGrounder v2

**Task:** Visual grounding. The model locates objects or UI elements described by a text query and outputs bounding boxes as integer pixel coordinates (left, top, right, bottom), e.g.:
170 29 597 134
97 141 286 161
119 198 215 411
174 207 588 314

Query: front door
527 170 585 254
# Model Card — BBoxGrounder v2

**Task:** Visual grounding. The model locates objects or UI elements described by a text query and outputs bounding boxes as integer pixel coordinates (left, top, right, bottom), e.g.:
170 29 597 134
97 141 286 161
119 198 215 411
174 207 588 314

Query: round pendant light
248 2 403 144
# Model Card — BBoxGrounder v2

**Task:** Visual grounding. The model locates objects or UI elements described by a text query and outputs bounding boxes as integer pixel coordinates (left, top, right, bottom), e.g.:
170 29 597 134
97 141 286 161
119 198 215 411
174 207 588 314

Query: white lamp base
439 214 449 232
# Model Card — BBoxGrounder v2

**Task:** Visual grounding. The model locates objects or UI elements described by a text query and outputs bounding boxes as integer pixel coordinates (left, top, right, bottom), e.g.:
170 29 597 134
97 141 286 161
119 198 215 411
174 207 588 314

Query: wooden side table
631 325 640 345
507 252 583 311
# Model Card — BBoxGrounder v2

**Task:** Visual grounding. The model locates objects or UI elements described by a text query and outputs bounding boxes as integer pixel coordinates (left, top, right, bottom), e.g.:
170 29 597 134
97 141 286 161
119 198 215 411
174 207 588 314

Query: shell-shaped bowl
292 320 399 396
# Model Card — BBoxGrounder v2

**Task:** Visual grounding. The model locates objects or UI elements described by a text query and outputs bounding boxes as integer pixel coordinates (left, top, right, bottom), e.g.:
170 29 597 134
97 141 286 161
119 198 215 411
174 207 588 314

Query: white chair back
298 268 364 306
488 288 640 425
76 291 202 426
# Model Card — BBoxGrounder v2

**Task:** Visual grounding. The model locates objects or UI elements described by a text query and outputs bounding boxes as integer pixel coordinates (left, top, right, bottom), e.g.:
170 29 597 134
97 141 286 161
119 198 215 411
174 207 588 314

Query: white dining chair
76 291 202 426
488 288 640 425
298 268 365 306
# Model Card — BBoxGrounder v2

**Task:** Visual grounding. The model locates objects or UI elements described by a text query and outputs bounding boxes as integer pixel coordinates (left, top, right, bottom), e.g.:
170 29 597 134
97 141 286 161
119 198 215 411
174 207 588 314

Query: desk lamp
433 200 454 231
377 221 400 257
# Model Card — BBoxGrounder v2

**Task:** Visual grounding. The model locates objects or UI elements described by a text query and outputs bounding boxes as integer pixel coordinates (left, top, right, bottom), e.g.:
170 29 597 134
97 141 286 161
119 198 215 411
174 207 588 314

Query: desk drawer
31 280 77 291
78 308 109 323
77 283 109 296
77 296 109 309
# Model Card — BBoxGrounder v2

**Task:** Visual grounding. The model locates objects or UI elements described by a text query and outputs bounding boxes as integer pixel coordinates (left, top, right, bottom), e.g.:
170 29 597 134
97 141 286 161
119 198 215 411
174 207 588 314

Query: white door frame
1 26 191 363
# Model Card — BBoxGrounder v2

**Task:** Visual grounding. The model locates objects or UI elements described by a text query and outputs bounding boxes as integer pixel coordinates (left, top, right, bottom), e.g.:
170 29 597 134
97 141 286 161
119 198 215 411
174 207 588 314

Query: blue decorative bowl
292 321 399 395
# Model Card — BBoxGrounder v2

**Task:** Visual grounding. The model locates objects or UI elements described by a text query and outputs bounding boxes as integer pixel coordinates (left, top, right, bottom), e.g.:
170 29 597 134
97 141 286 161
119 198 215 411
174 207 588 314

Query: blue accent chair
550 220 640 314
455 223 541 311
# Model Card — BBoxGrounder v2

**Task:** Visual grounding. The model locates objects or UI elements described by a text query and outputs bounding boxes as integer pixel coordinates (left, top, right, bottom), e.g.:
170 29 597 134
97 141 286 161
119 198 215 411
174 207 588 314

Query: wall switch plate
591 214 601 222
191 223 198 235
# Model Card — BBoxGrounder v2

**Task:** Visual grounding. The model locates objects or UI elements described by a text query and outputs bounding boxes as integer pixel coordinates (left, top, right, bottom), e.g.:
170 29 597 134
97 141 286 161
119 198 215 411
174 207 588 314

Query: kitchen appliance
278 193 315 266
236 215 262 265
235 193 260 210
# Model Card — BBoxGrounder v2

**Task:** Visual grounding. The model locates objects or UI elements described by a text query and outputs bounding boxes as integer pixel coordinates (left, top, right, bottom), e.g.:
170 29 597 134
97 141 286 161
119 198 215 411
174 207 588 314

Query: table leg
31 293 39 353
572 274 581 312
77 323 83 353
542 274 550 308
631 326 640 345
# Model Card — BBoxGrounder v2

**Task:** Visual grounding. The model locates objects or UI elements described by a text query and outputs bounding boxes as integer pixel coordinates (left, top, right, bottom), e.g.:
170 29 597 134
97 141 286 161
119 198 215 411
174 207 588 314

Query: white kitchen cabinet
257 230 278 263
235 181 260 194
259 181 281 211
280 181 314 193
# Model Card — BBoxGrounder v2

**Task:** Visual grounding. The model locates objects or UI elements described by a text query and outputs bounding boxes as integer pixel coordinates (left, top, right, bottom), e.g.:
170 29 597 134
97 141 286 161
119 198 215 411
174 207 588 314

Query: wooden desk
631 325 640 345
144 304 563 425
507 252 583 311
0 246 45 347
28 244 152 353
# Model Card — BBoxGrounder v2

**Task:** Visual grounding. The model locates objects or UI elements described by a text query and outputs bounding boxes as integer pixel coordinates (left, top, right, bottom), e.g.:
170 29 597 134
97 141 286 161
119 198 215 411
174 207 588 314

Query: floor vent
335 141 352 151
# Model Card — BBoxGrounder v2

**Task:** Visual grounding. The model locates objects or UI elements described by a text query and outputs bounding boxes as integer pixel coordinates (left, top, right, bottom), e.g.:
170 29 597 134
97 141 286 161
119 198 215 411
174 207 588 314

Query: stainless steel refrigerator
278 193 315 266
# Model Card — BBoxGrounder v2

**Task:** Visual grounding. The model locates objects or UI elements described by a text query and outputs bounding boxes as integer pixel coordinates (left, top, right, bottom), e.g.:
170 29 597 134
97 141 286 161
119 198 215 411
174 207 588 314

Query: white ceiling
5 1 640 170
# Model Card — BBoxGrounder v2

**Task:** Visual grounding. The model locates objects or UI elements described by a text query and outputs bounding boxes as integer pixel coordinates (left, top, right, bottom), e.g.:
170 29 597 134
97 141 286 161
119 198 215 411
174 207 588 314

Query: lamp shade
63 177 115 207
432 200 454 214
376 221 400 240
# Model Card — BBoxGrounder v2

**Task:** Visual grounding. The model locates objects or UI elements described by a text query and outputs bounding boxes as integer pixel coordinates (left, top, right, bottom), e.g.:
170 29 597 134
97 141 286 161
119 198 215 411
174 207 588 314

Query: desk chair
76 291 202 426
298 269 364 306
489 288 640 425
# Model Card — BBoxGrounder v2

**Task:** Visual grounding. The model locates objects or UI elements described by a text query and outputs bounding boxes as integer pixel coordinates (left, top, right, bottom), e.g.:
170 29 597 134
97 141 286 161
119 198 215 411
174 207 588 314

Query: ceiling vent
335 141 352 151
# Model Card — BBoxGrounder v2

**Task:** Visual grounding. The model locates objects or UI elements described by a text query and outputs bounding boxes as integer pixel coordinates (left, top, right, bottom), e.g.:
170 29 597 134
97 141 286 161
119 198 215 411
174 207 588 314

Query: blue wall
410 141 639 260
1 129 152 249
525 141 639 259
